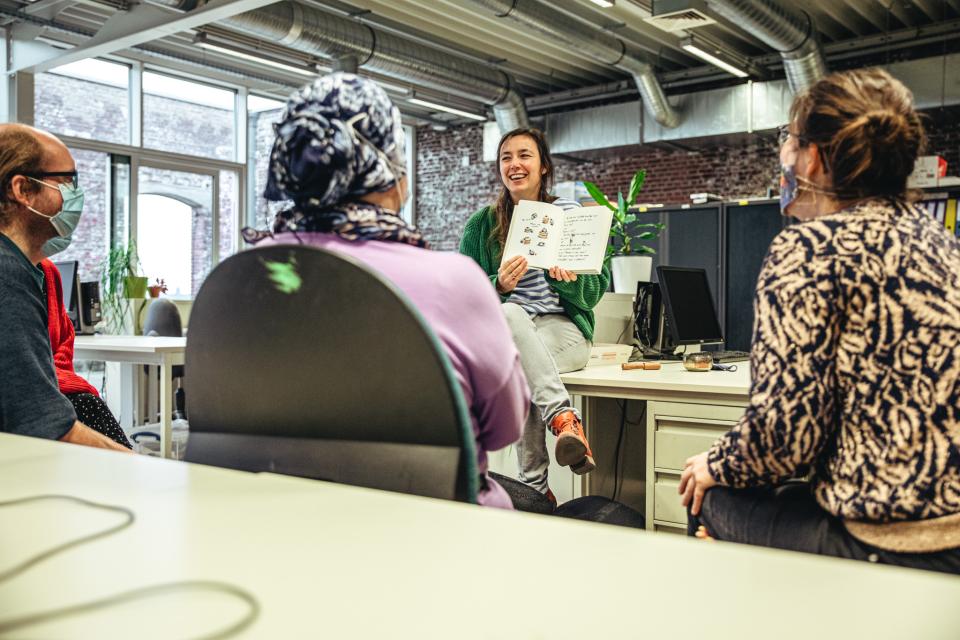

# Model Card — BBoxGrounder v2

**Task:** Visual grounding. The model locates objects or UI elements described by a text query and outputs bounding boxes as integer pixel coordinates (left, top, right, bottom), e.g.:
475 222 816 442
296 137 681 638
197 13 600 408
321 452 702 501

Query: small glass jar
683 351 714 372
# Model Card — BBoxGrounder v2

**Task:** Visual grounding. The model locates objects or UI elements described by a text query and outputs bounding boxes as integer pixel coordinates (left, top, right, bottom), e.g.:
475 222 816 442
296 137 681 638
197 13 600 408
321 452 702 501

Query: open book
500 200 614 275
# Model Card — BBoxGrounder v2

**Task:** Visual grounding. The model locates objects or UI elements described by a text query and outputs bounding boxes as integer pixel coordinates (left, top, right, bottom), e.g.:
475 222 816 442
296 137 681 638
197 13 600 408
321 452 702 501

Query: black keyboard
708 350 750 363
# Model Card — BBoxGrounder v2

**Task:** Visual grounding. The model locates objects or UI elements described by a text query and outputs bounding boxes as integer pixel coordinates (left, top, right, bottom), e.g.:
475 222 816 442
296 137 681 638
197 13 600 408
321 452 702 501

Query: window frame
56 134 246 295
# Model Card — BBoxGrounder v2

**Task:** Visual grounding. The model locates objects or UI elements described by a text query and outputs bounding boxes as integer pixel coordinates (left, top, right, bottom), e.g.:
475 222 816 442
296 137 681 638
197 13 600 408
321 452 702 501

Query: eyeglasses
25 171 79 189
777 124 810 147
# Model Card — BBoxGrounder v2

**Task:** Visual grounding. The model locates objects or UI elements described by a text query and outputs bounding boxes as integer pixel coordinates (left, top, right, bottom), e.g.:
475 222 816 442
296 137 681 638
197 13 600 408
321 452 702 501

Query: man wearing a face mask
0 123 129 452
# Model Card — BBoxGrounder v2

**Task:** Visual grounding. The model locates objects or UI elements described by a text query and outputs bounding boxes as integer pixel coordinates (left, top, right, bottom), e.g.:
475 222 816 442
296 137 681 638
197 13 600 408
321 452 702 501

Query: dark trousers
66 392 132 449
688 484 960 575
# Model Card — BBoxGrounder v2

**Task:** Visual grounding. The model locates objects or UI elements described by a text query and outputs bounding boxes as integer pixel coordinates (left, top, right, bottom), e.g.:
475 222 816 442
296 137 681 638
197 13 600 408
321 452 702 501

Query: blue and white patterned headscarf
257 72 425 247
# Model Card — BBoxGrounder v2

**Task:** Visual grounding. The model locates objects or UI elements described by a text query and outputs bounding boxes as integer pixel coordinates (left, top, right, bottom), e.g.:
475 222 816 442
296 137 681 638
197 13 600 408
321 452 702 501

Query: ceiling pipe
466 0 681 128
704 0 827 94
152 0 529 131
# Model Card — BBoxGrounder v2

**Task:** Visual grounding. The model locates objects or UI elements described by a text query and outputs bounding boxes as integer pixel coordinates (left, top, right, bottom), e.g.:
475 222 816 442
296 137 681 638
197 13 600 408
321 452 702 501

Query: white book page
500 200 562 270
555 205 614 274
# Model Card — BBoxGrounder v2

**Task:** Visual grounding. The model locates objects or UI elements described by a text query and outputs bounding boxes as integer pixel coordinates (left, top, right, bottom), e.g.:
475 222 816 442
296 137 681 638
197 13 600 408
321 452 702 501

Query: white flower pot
610 255 653 293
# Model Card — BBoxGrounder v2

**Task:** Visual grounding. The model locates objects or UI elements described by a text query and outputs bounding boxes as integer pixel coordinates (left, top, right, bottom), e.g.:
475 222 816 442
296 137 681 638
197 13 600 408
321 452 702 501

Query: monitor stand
652 352 683 361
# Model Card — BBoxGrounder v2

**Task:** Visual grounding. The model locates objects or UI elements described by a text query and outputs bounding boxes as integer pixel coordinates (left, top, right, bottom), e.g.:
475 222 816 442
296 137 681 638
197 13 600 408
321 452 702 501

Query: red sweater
41 260 98 397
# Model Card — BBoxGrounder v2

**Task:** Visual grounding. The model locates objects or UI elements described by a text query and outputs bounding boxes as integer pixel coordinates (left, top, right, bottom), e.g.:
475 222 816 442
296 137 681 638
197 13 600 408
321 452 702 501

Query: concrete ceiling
2 0 958 124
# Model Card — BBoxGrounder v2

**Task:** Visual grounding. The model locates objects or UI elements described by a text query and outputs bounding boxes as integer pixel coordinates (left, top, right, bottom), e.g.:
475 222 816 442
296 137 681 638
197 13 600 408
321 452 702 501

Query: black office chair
184 245 479 503
490 471 646 528
142 298 186 420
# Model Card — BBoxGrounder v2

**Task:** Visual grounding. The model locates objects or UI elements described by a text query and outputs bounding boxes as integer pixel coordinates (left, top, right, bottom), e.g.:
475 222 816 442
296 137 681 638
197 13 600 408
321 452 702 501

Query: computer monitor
656 265 724 346
53 260 100 334
53 260 80 324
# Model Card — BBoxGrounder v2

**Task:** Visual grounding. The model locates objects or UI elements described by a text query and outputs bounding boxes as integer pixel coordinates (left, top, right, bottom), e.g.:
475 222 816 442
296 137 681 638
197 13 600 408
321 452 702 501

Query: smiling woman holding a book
460 127 611 503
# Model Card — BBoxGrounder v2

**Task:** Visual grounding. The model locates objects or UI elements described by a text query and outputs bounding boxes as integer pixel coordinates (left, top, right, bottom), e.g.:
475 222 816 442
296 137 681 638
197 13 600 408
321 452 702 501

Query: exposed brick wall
415 125 500 251
415 104 960 249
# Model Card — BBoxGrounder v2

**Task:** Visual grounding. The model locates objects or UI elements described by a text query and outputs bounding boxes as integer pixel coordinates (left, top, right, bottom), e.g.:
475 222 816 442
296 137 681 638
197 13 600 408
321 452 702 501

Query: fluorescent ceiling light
680 39 748 78
589 0 615 7
196 38 318 78
408 97 486 121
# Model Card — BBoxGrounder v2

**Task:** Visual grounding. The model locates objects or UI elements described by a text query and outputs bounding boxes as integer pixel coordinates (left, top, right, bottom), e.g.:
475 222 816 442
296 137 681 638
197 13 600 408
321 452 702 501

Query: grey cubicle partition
722 199 788 352
622 200 783 353
626 203 722 309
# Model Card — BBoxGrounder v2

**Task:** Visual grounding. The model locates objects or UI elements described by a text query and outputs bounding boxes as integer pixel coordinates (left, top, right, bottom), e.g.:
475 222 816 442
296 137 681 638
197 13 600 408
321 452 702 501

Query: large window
219 169 239 261
143 72 236 161
137 166 215 297
34 59 130 145
30 59 290 299
248 94 287 230
53 148 114 282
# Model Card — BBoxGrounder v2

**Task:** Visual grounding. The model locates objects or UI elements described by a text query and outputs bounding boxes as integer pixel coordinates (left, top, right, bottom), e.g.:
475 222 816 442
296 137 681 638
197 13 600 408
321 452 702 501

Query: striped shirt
509 197 579 316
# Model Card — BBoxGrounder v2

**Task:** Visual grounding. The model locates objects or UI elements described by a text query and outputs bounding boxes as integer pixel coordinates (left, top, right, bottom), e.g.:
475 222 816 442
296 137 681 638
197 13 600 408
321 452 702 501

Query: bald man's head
0 124 69 228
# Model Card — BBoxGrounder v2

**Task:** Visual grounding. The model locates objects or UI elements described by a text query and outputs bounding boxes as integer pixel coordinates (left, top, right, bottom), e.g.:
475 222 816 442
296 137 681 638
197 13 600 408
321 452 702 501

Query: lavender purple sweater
263 232 529 508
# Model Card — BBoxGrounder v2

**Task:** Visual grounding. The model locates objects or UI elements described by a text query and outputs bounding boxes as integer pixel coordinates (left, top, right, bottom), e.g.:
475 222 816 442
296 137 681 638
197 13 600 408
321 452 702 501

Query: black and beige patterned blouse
708 198 960 552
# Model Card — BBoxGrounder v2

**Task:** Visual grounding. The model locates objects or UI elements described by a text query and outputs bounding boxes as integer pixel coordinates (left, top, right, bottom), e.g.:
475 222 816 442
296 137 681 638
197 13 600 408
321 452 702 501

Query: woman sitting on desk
460 128 610 503
680 68 960 574
245 72 527 509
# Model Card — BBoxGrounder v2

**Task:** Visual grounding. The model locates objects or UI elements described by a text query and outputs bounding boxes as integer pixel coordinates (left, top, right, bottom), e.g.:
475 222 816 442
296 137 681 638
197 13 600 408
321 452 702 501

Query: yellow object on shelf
945 199 957 234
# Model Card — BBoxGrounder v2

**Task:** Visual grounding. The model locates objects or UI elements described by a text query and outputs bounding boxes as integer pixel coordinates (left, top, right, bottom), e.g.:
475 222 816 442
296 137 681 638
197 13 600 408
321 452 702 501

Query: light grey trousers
502 303 591 493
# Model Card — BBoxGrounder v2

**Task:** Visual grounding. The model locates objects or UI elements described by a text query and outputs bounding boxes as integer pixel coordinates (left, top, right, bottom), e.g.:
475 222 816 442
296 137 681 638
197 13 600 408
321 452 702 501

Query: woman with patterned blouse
680 68 960 574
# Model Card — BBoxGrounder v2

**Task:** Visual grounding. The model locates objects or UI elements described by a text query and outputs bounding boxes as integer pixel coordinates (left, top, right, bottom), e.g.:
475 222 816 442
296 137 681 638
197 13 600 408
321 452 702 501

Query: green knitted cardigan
459 205 610 341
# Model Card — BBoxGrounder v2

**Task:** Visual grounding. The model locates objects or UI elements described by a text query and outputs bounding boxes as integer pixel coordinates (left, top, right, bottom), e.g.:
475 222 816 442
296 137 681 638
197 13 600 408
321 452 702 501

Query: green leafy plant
100 242 144 334
583 169 665 261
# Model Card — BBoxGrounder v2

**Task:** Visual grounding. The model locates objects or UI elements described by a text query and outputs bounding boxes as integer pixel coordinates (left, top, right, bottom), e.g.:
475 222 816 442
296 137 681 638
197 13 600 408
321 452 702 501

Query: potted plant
100 242 146 334
583 169 664 293
147 278 168 298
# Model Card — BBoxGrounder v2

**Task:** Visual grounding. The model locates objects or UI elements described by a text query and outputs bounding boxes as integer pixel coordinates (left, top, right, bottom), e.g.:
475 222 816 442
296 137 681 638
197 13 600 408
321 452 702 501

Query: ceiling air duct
701 0 826 94
467 0 681 128
157 0 530 132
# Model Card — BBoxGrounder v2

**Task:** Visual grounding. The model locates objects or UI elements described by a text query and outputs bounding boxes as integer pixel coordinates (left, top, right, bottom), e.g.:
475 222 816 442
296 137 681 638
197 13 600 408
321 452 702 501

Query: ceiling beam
876 0 916 28
842 0 890 31
909 0 944 21
12 0 283 73
810 2 872 38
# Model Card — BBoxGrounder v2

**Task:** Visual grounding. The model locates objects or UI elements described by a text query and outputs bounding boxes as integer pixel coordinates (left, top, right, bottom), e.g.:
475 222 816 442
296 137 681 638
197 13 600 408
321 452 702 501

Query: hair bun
862 110 908 142
791 68 925 199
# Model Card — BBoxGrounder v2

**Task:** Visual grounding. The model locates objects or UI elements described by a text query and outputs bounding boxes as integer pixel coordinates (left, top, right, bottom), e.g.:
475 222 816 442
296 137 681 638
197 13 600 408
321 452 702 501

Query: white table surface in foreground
1 434 958 640
73 335 186 458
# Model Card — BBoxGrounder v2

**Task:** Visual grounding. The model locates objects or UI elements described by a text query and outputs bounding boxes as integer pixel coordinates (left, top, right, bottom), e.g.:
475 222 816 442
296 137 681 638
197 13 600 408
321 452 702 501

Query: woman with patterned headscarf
248 73 528 509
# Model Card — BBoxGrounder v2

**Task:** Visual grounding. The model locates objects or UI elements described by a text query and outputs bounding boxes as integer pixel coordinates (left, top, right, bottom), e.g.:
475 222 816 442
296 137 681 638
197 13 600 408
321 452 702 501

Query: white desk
561 362 751 531
561 361 751 404
2 433 959 639
73 336 187 459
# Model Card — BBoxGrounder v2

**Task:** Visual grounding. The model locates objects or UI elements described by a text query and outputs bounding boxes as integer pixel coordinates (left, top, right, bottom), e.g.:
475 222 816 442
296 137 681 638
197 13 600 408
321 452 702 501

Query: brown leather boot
548 410 596 475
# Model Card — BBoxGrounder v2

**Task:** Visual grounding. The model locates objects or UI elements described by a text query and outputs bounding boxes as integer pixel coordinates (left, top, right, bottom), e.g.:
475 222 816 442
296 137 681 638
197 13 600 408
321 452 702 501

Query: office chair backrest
142 299 183 337
185 245 478 503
